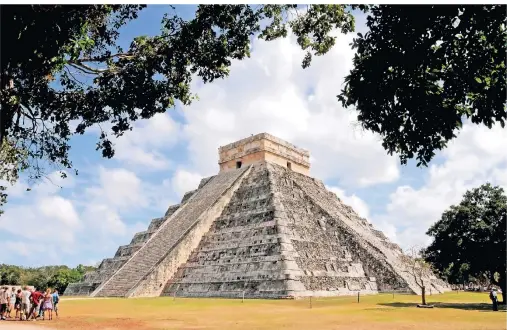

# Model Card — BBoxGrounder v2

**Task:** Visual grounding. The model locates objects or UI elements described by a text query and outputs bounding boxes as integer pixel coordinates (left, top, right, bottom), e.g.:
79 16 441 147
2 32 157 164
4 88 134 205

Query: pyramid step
92 166 251 298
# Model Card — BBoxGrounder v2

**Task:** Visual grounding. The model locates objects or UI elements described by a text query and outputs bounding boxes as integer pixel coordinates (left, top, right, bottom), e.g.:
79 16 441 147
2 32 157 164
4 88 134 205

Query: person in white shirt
21 287 31 320
490 287 499 311
8 287 16 318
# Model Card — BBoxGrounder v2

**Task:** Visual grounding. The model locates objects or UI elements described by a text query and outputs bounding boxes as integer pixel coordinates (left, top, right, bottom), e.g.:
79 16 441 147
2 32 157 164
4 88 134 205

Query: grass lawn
7 292 506 329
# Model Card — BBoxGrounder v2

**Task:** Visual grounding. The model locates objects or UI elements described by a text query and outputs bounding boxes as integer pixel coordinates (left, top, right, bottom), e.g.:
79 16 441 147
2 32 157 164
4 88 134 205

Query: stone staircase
64 207 181 296
92 166 250 297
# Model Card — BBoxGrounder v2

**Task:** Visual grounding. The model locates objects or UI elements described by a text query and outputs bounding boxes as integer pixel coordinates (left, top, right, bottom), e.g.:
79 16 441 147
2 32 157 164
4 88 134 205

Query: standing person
14 289 22 320
0 287 8 320
5 288 11 319
28 288 42 320
489 287 499 311
52 289 59 318
38 291 45 319
8 287 16 318
21 287 31 321
41 289 53 320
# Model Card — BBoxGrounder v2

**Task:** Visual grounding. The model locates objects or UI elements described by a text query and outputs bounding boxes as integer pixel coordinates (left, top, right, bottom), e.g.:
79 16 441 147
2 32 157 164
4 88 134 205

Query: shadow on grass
379 302 507 312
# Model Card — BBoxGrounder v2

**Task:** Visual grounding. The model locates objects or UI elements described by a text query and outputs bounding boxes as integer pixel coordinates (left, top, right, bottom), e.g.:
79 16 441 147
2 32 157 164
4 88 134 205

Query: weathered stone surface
219 133 310 176
66 133 450 298
181 190 197 204
165 204 180 217
198 176 215 189
64 207 181 296
92 165 251 297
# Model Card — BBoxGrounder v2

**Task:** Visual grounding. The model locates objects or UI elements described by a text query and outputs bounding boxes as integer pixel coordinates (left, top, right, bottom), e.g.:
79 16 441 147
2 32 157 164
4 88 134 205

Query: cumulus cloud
180 27 400 188
112 113 182 170
84 167 149 210
85 112 182 171
171 169 203 198
327 186 370 219
0 167 175 266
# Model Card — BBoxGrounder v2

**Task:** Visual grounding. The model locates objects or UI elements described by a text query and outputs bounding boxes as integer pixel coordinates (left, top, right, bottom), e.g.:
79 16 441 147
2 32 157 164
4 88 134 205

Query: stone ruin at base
65 133 450 298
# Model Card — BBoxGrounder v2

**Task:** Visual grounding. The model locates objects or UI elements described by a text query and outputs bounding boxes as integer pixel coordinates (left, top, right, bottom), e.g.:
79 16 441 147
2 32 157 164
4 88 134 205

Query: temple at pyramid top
218 133 310 175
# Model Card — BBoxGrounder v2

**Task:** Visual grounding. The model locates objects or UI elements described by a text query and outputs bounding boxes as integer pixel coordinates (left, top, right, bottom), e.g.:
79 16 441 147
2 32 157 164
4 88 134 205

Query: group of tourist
0 286 59 321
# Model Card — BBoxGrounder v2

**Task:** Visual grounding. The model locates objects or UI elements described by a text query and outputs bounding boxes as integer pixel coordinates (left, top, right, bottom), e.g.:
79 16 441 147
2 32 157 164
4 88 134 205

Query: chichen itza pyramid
65 133 450 298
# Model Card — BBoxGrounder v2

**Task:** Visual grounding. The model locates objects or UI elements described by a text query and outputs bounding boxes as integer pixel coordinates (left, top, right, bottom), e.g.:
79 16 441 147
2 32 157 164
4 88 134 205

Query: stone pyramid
65 133 449 298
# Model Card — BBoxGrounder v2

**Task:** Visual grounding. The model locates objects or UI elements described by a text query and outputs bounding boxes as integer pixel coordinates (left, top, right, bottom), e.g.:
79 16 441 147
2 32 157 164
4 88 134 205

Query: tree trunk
0 75 14 147
421 286 426 305
491 271 506 305
499 273 506 305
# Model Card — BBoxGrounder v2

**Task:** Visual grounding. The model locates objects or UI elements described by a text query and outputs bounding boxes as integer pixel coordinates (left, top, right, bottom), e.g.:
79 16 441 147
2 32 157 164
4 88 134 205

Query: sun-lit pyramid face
218 133 310 175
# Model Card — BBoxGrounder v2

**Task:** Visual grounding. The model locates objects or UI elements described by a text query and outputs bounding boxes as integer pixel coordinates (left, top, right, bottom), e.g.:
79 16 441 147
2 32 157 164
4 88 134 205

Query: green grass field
13 292 507 329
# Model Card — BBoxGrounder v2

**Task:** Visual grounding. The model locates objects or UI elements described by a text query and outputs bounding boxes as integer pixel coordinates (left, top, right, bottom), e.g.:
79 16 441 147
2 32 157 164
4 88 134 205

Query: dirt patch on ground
0 318 147 330
0 321 52 329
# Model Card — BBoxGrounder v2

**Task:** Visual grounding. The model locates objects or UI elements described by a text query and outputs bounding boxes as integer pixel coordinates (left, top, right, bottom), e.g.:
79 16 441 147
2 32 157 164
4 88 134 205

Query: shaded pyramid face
65 162 449 298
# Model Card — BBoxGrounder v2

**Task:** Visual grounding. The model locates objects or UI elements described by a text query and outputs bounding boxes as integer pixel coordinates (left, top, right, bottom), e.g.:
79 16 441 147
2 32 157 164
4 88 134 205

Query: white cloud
85 167 149 210
374 123 507 249
31 170 75 196
180 26 400 187
0 166 175 266
112 113 182 170
38 196 81 229
1 180 29 198
171 169 203 198
1 196 80 247
327 186 370 219
85 112 182 171
3 241 32 257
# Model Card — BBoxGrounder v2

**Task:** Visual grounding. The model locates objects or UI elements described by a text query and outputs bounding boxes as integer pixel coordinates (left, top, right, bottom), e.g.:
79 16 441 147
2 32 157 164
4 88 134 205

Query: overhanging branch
67 61 110 74
79 53 134 62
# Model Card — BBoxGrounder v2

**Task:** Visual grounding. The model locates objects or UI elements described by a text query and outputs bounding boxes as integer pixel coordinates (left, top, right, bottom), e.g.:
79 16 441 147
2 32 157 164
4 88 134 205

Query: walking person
52 289 59 318
38 291 45 319
41 289 53 320
490 287 499 311
28 288 42 320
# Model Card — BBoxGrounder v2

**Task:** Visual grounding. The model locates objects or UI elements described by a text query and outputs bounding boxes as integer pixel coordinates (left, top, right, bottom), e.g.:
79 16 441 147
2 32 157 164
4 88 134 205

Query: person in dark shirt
14 289 22 320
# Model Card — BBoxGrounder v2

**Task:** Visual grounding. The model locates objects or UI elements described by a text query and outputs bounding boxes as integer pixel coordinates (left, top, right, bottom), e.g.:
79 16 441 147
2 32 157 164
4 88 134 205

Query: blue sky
2 6 506 268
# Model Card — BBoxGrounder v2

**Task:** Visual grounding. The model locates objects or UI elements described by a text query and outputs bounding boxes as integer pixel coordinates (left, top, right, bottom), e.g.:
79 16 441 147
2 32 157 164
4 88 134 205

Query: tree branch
78 53 134 62
67 61 110 74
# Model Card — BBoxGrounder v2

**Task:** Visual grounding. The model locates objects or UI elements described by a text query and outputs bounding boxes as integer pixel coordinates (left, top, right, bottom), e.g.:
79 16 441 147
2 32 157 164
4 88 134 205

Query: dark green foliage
0 138 30 216
0 263 95 293
423 183 507 302
0 265 22 285
0 4 355 214
338 5 507 166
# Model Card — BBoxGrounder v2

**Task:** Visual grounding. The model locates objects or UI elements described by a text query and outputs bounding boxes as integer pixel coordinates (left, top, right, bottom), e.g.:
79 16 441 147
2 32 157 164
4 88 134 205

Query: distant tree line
0 263 95 293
